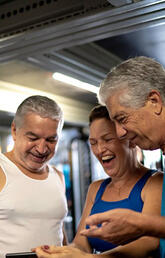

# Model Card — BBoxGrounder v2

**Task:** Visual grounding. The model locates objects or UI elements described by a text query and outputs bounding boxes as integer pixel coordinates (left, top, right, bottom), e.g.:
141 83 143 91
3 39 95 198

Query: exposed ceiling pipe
107 0 133 7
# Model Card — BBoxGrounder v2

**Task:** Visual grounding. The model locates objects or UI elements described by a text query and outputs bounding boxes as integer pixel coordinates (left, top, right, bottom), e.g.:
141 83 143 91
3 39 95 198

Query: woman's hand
34 245 95 258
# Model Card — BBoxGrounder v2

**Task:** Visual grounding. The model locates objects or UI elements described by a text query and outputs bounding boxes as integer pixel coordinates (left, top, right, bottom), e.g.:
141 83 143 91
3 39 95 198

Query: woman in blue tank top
34 105 163 258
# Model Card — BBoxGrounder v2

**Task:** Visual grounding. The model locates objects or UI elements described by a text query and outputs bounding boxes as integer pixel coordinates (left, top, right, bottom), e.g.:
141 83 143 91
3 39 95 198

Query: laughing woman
35 105 163 258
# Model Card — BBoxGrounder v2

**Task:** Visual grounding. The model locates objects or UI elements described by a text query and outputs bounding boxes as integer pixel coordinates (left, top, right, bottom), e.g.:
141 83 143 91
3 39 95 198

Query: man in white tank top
0 95 68 258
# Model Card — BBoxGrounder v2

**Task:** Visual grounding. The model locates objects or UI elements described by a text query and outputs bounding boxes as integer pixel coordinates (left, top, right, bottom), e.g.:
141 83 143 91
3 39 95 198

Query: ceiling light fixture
52 72 99 94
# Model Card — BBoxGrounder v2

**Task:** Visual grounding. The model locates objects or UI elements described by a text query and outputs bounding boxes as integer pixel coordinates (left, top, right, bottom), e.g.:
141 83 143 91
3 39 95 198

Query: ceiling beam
0 0 164 63
26 42 121 85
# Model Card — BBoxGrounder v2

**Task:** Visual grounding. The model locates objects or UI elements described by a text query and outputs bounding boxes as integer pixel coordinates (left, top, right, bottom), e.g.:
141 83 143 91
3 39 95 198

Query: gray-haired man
82 56 165 257
0 95 67 258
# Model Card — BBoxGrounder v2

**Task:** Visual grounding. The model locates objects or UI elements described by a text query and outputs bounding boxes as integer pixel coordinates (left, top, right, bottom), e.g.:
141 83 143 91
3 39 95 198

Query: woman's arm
72 180 103 252
83 171 163 258
34 172 163 258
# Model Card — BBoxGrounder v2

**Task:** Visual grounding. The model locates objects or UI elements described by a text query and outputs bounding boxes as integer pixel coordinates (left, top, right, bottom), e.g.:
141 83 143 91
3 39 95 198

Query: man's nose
36 140 48 154
115 122 127 139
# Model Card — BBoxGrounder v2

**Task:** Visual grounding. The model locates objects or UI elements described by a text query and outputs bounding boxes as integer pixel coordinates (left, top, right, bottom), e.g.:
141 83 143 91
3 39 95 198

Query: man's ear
11 122 17 141
147 90 162 115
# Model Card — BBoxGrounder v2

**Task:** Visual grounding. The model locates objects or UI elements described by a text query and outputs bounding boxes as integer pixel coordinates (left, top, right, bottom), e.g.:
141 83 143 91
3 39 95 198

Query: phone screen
6 252 37 258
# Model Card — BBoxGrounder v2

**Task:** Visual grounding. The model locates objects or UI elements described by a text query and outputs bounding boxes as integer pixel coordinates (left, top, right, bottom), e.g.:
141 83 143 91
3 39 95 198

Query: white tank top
0 153 68 258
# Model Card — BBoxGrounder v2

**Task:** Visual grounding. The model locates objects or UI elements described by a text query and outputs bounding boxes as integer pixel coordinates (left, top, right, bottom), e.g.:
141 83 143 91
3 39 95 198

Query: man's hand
80 209 144 245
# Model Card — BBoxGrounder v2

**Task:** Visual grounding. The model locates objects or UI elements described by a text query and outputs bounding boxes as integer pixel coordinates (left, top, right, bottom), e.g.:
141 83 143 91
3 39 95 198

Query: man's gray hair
13 95 64 130
98 56 165 108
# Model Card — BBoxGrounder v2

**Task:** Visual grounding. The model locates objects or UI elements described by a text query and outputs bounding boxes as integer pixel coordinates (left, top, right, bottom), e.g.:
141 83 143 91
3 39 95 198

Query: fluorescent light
53 72 98 94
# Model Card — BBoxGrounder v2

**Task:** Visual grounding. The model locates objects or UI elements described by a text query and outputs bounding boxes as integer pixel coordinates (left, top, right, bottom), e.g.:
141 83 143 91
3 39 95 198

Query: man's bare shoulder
51 166 65 189
0 166 6 192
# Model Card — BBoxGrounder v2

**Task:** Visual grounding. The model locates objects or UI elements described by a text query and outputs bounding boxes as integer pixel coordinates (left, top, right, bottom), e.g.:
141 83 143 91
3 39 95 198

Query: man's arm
34 172 163 258
53 167 68 245
81 208 165 244
0 166 6 191
62 225 68 245
81 172 164 245
34 213 161 258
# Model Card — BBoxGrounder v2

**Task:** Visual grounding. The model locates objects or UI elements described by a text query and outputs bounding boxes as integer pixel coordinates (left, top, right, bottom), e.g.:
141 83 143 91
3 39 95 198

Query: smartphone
6 252 37 258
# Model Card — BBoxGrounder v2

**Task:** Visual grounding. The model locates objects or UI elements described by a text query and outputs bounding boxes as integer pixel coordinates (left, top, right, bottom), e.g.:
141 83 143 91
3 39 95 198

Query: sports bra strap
129 170 153 200
94 178 111 203
94 170 155 204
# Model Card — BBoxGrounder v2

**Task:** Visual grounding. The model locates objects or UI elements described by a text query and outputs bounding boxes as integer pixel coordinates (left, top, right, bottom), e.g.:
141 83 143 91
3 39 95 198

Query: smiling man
81 56 165 257
0 95 68 258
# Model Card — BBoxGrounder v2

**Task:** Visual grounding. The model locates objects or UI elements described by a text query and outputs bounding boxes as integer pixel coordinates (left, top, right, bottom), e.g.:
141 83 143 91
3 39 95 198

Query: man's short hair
98 56 165 108
13 95 63 130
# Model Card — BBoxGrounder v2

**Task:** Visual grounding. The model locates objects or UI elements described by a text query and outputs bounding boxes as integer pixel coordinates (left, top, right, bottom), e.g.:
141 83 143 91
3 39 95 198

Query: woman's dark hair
89 105 110 125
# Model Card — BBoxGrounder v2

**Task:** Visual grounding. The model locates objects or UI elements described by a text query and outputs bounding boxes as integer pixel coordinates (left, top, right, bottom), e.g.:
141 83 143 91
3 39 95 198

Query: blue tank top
160 167 165 257
87 170 153 253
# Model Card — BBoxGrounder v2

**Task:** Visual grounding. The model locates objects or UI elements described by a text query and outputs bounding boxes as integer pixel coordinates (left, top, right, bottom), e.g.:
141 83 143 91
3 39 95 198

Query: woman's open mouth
101 155 115 167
